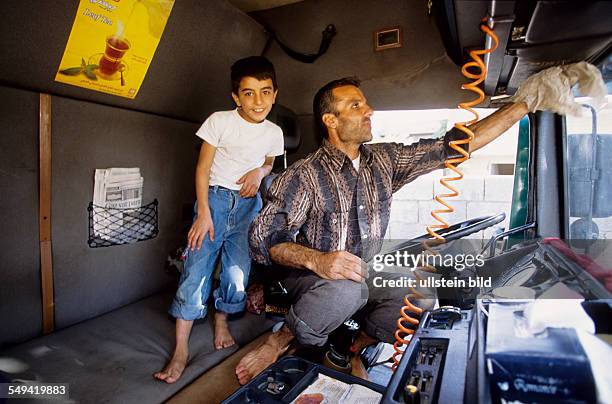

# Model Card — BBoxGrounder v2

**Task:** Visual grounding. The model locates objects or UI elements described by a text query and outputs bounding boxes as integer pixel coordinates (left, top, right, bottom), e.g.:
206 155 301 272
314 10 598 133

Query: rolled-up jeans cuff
286 306 327 346
168 300 207 321
213 288 246 314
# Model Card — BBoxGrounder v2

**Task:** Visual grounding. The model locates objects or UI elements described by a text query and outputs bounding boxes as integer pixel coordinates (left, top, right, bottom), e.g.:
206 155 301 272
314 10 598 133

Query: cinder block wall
387 171 514 244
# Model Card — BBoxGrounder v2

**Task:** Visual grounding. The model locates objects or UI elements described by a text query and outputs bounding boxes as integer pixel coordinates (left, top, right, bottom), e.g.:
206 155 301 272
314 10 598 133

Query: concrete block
395 174 434 201
434 176 484 201
418 200 467 225
390 200 419 224
466 201 510 220
484 175 514 202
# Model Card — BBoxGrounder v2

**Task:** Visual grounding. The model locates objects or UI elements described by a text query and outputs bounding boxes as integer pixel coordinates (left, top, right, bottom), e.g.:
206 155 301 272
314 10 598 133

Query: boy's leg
212 193 262 349
212 224 251 350
157 240 220 382
213 311 234 350
153 319 193 383
157 195 225 382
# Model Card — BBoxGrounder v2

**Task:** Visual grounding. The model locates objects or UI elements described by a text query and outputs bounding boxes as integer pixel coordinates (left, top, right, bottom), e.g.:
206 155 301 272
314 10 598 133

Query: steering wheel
381 213 506 257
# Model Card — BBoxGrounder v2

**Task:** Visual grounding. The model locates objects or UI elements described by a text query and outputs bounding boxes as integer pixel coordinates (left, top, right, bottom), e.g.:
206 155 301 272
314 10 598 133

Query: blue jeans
169 186 262 320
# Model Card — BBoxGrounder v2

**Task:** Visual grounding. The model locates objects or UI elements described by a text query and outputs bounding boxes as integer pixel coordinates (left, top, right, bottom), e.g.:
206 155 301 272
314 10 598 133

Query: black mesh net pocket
88 199 159 248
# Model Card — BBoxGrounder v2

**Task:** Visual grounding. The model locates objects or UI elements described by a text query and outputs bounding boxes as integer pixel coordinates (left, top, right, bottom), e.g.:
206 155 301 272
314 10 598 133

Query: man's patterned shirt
249 130 465 264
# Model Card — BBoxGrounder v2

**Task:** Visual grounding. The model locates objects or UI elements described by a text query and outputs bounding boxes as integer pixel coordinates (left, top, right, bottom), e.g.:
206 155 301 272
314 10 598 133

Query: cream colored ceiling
227 0 306 13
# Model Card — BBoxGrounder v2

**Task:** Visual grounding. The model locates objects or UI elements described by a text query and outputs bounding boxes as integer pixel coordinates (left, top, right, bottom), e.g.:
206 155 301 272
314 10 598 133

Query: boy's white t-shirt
196 109 284 190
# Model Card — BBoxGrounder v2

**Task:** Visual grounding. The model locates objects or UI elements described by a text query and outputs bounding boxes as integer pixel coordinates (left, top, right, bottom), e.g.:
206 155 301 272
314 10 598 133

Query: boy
154 56 284 384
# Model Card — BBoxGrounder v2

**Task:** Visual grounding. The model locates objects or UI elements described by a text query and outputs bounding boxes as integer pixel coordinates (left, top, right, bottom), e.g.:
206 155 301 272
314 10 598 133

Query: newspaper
93 168 149 242
291 374 382 404
93 167 143 208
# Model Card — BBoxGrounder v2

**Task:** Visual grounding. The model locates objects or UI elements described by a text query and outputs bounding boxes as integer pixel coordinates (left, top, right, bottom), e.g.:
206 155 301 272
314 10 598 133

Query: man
235 64 604 385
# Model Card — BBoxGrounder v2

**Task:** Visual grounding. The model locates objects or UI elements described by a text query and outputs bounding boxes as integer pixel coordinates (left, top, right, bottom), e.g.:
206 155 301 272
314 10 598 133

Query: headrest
267 104 301 152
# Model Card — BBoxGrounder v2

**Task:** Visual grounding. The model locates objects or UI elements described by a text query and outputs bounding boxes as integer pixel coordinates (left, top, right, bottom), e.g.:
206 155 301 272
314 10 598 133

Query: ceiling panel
228 0 306 13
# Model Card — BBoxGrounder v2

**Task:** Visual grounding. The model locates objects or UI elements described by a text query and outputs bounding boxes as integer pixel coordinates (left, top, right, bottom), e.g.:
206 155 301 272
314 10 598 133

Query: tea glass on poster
99 36 131 77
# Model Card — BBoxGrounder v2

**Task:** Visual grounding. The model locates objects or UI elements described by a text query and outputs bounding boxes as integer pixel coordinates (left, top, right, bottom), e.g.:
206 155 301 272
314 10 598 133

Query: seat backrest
267 104 301 152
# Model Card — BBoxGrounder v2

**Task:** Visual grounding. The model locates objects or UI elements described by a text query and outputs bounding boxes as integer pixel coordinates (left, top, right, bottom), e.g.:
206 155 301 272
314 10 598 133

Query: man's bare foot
214 311 236 350
235 341 284 385
153 350 188 384
235 326 294 385
350 354 369 380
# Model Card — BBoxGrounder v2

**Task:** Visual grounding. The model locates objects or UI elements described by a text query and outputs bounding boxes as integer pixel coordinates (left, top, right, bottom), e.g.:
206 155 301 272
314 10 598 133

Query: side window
565 94 612 241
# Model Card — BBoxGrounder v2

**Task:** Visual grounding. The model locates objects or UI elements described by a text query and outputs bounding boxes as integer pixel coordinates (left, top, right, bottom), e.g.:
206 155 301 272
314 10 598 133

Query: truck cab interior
1 1 611 403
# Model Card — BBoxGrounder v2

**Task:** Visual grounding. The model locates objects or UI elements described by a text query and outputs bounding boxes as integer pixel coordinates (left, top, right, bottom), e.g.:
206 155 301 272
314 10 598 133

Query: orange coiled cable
428 20 499 240
392 20 499 371
392 295 423 370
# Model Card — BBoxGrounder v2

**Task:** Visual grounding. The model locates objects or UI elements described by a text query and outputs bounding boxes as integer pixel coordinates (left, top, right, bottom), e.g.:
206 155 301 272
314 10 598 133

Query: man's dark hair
313 77 361 140
231 56 277 94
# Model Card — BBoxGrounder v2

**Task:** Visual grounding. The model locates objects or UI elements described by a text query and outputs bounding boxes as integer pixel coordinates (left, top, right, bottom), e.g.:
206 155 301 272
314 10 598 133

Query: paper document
292 374 381 404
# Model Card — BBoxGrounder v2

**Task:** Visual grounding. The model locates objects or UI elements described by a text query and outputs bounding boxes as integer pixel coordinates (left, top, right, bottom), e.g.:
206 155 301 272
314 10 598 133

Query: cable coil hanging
391 19 499 371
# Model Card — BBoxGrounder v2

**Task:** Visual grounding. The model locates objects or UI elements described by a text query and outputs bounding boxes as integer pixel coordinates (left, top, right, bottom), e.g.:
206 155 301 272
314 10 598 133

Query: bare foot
154 350 188 384
235 341 283 385
350 354 369 380
235 326 293 385
214 312 236 350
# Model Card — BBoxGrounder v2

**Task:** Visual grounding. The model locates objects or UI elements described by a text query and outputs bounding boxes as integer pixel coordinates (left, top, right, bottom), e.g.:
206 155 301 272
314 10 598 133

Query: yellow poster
55 0 175 99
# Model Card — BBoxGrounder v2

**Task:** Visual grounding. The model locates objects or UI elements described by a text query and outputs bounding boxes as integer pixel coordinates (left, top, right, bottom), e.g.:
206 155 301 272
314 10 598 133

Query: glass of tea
99 36 130 76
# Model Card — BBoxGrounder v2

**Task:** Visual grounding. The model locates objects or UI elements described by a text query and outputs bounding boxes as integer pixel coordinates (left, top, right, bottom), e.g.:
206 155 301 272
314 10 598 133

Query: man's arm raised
468 102 529 153
270 242 364 283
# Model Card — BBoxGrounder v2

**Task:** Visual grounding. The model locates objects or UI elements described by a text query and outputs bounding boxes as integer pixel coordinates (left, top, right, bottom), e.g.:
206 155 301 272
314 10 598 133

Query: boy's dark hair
231 56 277 94
313 77 361 140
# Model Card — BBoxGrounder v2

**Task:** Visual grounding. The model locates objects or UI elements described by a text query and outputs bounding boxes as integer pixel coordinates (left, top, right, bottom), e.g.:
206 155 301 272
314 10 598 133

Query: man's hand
309 251 365 283
187 209 214 250
509 61 606 116
268 243 365 283
236 167 266 198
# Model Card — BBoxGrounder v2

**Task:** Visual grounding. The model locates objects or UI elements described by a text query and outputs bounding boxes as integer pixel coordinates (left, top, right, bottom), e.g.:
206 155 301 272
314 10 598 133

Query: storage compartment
87 199 159 247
